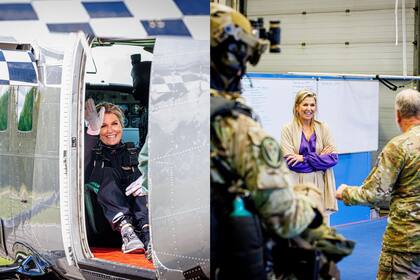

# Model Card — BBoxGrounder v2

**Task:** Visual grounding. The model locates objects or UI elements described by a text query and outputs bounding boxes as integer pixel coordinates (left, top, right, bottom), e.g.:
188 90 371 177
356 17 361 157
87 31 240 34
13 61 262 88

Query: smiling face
296 96 316 123
99 113 123 146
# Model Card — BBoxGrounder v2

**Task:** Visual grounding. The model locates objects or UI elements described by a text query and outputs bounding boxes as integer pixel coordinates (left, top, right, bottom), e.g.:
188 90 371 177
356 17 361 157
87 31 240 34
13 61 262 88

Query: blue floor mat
335 218 387 280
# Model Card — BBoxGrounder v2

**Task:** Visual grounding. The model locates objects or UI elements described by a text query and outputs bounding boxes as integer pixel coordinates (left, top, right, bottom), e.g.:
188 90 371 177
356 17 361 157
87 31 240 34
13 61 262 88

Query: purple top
286 132 338 173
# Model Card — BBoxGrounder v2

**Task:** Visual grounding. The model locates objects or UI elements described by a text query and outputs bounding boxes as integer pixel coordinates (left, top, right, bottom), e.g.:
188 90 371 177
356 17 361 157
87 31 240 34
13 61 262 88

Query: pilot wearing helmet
210 3 353 280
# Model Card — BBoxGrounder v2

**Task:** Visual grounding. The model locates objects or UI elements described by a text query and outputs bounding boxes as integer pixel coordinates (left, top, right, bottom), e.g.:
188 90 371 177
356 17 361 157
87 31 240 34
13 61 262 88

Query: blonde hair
293 89 317 126
96 102 125 128
395 89 420 119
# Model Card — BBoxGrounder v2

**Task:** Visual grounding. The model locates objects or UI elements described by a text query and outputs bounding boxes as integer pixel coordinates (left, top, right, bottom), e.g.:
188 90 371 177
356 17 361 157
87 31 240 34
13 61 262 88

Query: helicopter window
0 86 9 131
45 65 62 86
16 86 36 132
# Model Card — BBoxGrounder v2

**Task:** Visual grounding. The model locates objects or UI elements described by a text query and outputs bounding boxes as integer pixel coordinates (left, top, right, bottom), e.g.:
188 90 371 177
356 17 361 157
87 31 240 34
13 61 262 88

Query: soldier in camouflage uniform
210 4 324 280
336 88 420 280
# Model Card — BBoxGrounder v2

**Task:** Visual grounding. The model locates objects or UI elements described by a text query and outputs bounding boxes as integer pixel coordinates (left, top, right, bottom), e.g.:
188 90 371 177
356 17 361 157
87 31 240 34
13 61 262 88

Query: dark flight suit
85 134 149 239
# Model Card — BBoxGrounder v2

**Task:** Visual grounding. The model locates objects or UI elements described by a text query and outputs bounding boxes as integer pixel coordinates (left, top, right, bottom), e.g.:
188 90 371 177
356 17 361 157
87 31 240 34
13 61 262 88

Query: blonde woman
84 99 150 254
281 90 338 221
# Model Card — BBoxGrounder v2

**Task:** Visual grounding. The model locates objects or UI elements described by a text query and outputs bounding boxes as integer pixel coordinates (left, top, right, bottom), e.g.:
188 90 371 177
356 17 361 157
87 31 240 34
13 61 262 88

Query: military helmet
210 3 268 86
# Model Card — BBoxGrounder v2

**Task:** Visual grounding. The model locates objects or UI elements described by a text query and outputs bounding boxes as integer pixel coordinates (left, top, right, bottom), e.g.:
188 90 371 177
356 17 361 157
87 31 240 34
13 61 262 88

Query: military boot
138 224 150 249
138 225 152 262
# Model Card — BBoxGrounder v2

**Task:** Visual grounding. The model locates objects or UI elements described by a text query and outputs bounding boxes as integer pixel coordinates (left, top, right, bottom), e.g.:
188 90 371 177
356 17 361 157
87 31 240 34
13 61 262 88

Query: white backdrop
242 74 379 154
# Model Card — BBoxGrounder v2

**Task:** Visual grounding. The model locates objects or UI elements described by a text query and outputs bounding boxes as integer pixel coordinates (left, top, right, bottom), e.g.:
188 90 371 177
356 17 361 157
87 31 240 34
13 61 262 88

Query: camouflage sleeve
253 187 317 238
218 115 316 238
342 140 404 206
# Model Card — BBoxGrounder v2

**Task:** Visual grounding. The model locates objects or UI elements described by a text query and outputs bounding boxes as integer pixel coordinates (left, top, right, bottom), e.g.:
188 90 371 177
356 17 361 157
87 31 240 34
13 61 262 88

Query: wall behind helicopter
0 0 209 43
246 0 418 225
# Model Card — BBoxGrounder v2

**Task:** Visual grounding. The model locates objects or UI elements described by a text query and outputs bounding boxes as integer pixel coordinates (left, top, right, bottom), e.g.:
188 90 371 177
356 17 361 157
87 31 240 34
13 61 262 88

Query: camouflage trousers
377 249 420 280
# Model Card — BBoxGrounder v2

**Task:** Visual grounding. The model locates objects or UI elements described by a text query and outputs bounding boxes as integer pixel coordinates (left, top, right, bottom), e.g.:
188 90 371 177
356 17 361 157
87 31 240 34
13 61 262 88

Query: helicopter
0 31 209 280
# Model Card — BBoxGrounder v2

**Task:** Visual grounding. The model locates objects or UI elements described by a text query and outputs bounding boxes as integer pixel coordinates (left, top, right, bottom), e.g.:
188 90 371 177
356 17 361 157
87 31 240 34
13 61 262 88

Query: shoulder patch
260 137 282 168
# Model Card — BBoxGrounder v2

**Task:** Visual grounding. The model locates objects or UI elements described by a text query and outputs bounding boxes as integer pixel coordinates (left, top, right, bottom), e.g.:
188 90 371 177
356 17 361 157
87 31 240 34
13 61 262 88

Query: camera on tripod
250 18 281 53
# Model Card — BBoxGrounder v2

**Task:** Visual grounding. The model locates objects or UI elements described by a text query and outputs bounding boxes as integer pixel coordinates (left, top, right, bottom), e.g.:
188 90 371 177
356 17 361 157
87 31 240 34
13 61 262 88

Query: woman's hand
320 145 334 155
285 153 304 167
85 98 105 135
125 176 148 197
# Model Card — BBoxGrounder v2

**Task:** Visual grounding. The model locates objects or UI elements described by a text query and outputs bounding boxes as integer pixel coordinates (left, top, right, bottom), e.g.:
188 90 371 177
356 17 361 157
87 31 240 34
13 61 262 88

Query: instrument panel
85 84 144 129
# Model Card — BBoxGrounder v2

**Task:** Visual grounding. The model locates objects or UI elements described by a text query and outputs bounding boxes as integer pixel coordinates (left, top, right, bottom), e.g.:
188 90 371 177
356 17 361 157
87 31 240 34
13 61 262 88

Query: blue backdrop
330 152 373 226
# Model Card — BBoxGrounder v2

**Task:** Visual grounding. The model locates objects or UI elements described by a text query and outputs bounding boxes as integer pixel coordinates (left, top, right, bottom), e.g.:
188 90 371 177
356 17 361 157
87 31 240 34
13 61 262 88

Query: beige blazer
281 120 338 213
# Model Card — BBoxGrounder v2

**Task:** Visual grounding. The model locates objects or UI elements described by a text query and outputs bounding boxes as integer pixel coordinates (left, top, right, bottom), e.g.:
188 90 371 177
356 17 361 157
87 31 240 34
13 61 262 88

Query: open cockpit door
59 32 90 267
148 37 210 279
58 34 210 279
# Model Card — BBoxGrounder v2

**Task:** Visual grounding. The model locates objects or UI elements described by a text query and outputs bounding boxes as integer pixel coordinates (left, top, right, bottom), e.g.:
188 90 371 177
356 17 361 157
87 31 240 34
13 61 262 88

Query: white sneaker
121 224 145 254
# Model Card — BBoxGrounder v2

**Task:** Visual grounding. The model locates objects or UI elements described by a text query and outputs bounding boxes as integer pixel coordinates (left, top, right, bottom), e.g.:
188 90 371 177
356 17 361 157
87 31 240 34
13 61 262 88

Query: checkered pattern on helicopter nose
0 50 38 86
0 0 209 40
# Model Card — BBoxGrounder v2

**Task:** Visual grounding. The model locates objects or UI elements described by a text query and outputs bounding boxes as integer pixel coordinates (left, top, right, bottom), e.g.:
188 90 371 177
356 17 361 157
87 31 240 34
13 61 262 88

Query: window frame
0 85 10 132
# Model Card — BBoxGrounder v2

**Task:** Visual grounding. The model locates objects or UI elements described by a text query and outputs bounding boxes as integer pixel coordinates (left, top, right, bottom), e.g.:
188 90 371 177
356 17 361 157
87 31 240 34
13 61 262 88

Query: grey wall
246 0 417 154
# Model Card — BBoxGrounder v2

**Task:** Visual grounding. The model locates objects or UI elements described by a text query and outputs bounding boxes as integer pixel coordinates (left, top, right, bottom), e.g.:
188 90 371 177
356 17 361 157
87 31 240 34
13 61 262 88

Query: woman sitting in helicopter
84 98 149 254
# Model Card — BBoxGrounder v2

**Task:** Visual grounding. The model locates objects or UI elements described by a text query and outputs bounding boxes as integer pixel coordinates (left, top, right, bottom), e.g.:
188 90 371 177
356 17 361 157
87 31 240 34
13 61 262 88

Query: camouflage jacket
342 124 420 253
211 92 316 238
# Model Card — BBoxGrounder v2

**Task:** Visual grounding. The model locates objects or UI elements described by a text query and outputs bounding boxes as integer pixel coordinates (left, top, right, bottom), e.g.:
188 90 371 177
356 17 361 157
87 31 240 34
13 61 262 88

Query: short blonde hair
96 102 125 127
395 89 420 119
293 89 317 125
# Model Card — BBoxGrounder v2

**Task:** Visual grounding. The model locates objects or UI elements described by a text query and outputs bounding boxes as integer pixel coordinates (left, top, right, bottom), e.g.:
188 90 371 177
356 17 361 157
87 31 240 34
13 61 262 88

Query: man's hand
336 184 348 200
85 98 105 135
125 176 147 197
285 153 304 167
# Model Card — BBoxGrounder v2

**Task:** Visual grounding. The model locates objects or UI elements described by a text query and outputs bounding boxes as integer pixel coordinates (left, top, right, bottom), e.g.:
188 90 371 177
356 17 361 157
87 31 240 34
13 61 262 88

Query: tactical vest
90 141 140 189
210 95 266 280
210 95 257 197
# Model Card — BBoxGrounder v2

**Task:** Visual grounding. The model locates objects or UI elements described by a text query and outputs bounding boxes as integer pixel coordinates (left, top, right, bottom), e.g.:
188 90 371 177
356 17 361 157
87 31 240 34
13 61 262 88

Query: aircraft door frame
59 32 91 267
